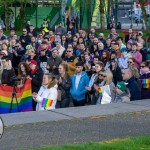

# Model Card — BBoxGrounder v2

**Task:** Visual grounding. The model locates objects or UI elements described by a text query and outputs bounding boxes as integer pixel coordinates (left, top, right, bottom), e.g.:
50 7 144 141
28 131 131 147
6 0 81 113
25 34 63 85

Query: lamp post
130 0 133 29
115 0 118 28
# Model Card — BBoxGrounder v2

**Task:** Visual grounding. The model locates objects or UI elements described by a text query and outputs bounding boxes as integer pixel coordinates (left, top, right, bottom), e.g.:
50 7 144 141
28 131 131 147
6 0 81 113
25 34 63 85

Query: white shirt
75 74 81 90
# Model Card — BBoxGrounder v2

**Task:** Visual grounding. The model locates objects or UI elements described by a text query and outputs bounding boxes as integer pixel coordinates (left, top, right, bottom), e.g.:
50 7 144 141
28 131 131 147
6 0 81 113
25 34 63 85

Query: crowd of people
0 19 150 111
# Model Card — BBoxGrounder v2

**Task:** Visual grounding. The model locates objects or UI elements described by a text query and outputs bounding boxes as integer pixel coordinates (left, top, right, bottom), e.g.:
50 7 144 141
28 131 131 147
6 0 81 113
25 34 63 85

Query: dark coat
29 68 43 93
19 34 31 49
125 34 132 43
47 56 62 75
57 74 72 100
1 67 16 85
110 65 122 85
140 72 150 99
126 77 141 101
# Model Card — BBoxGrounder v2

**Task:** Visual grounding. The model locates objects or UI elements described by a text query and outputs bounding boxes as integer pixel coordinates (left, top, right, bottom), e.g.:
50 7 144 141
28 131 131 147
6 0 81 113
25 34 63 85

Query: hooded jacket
70 71 89 101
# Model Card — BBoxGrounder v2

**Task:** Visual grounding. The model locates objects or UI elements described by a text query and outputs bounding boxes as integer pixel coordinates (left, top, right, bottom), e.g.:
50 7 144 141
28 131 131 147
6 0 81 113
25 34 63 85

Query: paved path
0 100 150 149
0 112 150 150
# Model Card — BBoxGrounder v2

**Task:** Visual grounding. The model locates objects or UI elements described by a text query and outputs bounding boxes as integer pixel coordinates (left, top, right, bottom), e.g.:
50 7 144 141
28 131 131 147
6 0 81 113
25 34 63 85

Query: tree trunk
139 0 150 32
99 0 105 30
4 1 9 31
20 2 27 30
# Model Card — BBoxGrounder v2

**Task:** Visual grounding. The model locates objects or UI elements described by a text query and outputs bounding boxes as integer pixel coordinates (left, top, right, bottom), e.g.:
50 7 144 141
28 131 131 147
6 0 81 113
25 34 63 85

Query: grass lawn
37 135 150 150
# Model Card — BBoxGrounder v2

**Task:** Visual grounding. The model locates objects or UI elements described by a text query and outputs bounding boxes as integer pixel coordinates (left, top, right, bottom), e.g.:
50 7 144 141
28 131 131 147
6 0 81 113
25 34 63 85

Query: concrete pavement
1 100 150 126
0 100 150 149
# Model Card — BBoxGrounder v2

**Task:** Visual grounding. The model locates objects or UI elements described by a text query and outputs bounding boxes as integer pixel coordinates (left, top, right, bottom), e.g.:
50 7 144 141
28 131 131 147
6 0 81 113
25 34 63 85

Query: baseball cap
30 60 37 66
116 81 128 92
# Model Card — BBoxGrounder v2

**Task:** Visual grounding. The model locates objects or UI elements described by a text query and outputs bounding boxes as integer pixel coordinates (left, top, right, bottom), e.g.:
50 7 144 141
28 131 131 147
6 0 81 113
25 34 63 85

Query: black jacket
126 77 141 101
110 65 122 85
1 68 16 85
19 34 31 49
29 68 43 93
57 74 72 100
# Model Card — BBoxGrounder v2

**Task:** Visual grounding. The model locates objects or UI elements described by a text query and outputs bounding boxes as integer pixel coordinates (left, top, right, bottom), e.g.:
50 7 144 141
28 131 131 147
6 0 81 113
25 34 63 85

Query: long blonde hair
129 66 139 79
44 73 57 89
104 70 113 84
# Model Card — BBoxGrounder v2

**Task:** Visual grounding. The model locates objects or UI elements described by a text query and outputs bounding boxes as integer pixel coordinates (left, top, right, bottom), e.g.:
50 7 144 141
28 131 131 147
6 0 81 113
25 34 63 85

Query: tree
16 0 31 30
0 0 14 31
139 0 150 32
99 0 105 29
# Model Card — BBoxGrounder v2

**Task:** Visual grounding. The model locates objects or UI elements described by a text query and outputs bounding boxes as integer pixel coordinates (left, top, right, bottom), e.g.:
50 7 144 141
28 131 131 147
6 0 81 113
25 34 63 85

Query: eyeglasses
99 74 106 77
23 31 27 32
127 61 133 64
140 66 145 68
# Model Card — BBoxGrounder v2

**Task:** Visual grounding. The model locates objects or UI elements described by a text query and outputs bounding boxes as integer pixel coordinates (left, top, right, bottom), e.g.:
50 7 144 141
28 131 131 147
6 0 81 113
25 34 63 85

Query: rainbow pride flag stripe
0 79 33 114
98 87 103 97
41 98 53 107
140 79 150 89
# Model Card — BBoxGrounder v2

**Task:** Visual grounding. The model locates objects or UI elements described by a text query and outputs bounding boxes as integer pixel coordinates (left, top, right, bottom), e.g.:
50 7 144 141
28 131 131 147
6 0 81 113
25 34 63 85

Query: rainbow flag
140 79 150 89
98 87 103 97
41 98 53 108
0 79 33 114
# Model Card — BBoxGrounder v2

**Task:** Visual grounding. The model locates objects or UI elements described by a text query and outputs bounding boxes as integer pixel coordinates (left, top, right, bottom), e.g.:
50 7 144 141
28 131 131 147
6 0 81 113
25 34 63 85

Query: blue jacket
126 77 141 101
70 71 89 101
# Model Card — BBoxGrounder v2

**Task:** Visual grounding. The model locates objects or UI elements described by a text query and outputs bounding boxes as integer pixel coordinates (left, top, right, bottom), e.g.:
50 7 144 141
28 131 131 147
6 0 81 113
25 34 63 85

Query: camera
10 76 19 86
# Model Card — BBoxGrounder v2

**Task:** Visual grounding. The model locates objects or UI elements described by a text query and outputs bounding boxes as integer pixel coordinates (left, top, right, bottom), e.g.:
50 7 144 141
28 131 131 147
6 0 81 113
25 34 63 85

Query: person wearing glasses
94 70 116 104
63 48 78 77
139 62 150 99
70 61 89 107
86 62 104 105
19 28 31 50
127 58 134 67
